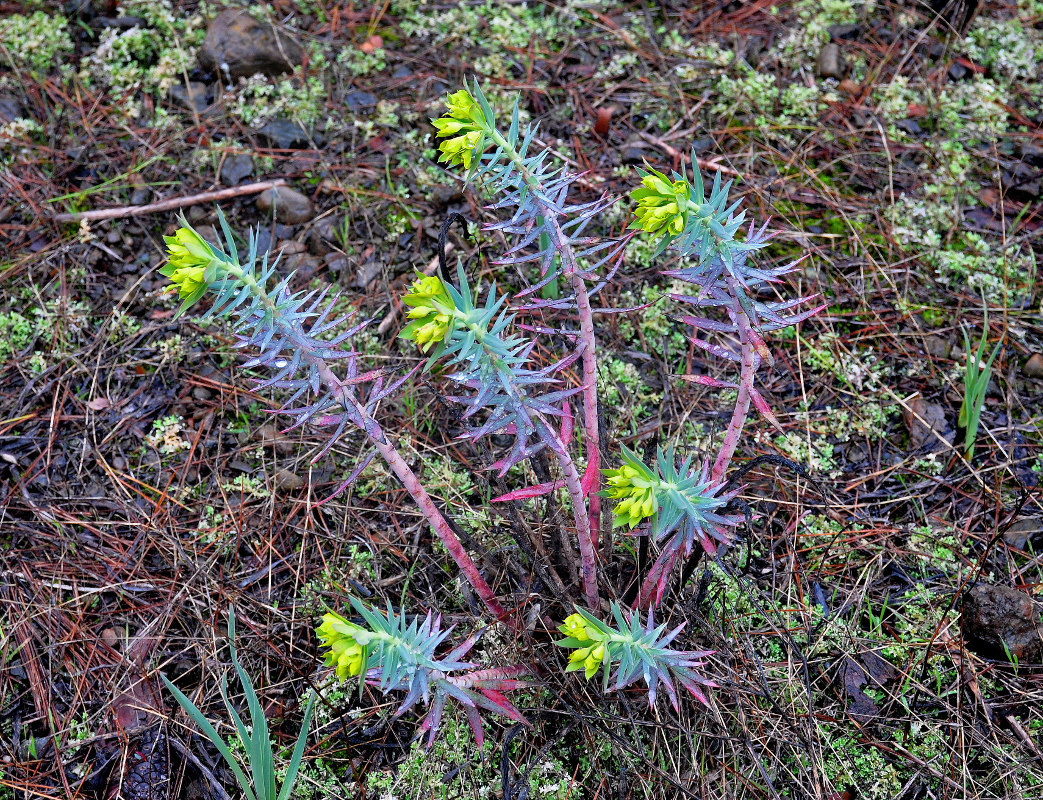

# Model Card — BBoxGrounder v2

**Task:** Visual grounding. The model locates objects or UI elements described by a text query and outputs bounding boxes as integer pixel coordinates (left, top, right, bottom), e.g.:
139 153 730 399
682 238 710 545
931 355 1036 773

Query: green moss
0 11 73 74
0 310 34 362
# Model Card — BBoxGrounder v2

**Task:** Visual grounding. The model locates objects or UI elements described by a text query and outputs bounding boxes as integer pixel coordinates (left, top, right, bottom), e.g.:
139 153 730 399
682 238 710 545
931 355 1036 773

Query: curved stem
229 263 509 622
486 129 603 550
543 427 600 609
711 311 756 483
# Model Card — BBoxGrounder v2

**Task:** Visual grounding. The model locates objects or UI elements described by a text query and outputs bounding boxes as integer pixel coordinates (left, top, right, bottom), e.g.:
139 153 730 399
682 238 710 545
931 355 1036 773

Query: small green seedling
958 310 1002 461
163 608 316 800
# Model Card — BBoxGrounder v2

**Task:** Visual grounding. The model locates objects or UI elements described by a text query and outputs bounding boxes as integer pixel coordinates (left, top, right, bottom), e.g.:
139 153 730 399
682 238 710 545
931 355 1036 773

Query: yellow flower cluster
629 169 690 237
431 90 486 169
603 463 658 528
559 613 606 680
399 273 455 352
316 611 367 679
161 225 215 305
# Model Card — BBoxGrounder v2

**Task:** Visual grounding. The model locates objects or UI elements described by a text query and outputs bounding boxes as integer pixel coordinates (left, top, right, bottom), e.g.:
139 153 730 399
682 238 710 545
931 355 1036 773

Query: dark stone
903 394 951 452
344 90 378 112
816 43 846 79
197 9 304 80
963 583 1043 661
309 215 344 255
355 259 383 289
220 154 254 186
1002 162 1042 200
1019 142 1043 167
130 186 150 205
828 23 861 40
0 93 24 122
691 137 715 154
895 118 922 136
948 62 968 81
621 143 647 164
1003 517 1043 550
255 118 316 149
1024 352 1043 378
168 81 211 112
256 185 314 225
392 66 413 79
432 185 464 208
924 334 951 359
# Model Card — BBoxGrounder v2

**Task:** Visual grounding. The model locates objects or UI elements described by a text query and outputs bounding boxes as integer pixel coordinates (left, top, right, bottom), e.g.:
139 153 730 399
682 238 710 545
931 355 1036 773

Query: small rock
1002 162 1042 201
309 215 344 255
168 81 211 113
432 185 464 208
828 22 861 40
1003 517 1043 550
1019 142 1043 168
691 137 715 154
895 118 922 137
274 468 305 492
220 154 254 186
816 43 846 79
838 79 861 96
355 259 383 289
963 583 1043 661
903 393 951 452
924 334 951 359
344 90 378 113
256 423 295 456
324 252 349 275
947 62 968 81
392 66 413 80
276 239 306 256
101 627 119 648
197 9 303 80
620 141 647 165
256 185 313 225
255 118 315 149
1024 352 1043 378
0 93 24 122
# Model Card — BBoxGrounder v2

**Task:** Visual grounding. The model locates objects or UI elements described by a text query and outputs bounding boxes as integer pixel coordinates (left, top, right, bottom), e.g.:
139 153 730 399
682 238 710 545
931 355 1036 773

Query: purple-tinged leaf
491 480 565 502
680 374 739 390
748 387 782 431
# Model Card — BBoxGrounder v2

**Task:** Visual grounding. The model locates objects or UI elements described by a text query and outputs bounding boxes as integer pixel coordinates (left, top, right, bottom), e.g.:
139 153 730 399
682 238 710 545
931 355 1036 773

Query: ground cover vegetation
0 1 1042 798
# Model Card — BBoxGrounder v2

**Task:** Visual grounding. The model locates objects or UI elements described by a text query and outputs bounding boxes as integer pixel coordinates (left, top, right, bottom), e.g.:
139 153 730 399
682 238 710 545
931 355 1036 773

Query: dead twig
50 180 288 223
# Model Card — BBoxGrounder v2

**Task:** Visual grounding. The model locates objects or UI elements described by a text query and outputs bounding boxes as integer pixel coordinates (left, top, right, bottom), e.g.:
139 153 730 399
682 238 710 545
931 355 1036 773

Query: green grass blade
276 691 317 800
162 676 258 800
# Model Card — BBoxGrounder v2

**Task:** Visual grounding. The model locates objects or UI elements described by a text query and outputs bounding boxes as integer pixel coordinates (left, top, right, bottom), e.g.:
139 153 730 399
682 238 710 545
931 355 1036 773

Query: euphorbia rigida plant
157 79 821 744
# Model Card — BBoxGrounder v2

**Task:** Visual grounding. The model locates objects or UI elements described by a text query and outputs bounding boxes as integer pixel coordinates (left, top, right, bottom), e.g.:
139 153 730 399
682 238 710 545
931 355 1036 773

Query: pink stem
635 545 679 609
711 310 757 484
373 437 508 621
308 358 507 621
544 426 601 609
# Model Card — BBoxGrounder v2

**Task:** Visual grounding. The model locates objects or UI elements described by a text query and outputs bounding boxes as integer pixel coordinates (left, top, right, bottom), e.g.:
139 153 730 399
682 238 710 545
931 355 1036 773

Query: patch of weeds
229 72 327 128
906 523 962 573
776 0 874 60
965 16 1043 84
367 711 574 800
616 283 687 356
597 358 663 435
820 730 902 800
0 11 73 75
145 415 190 455
221 474 270 500
0 310 34 362
774 431 837 476
336 46 386 76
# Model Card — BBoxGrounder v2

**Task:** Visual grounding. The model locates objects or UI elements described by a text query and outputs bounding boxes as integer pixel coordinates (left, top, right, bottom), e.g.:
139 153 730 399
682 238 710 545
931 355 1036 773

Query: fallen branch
50 179 287 223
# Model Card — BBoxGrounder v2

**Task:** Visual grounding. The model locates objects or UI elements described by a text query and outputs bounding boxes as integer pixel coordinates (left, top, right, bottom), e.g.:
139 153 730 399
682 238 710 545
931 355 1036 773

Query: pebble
197 9 303 80
0 93 24 122
256 185 313 225
963 583 1043 661
255 118 315 149
220 154 254 186
168 81 211 113
816 43 846 79
1024 352 1043 378
344 90 378 113
923 335 950 359
274 468 305 491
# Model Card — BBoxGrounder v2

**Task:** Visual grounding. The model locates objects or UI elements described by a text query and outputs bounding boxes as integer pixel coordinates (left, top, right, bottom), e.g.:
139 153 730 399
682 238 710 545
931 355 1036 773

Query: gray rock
1003 517 1043 550
903 394 951 452
691 137 715 154
895 118 922 137
198 9 303 80
309 215 344 255
828 23 861 40
168 81 211 113
256 185 313 225
924 335 951 359
392 66 413 80
274 468 305 491
355 260 383 289
0 93 24 122
255 118 314 149
130 186 150 205
1002 162 1042 200
947 62 968 81
816 43 846 79
963 583 1043 661
1024 352 1043 378
344 90 378 113
220 154 254 186
1019 142 1043 167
